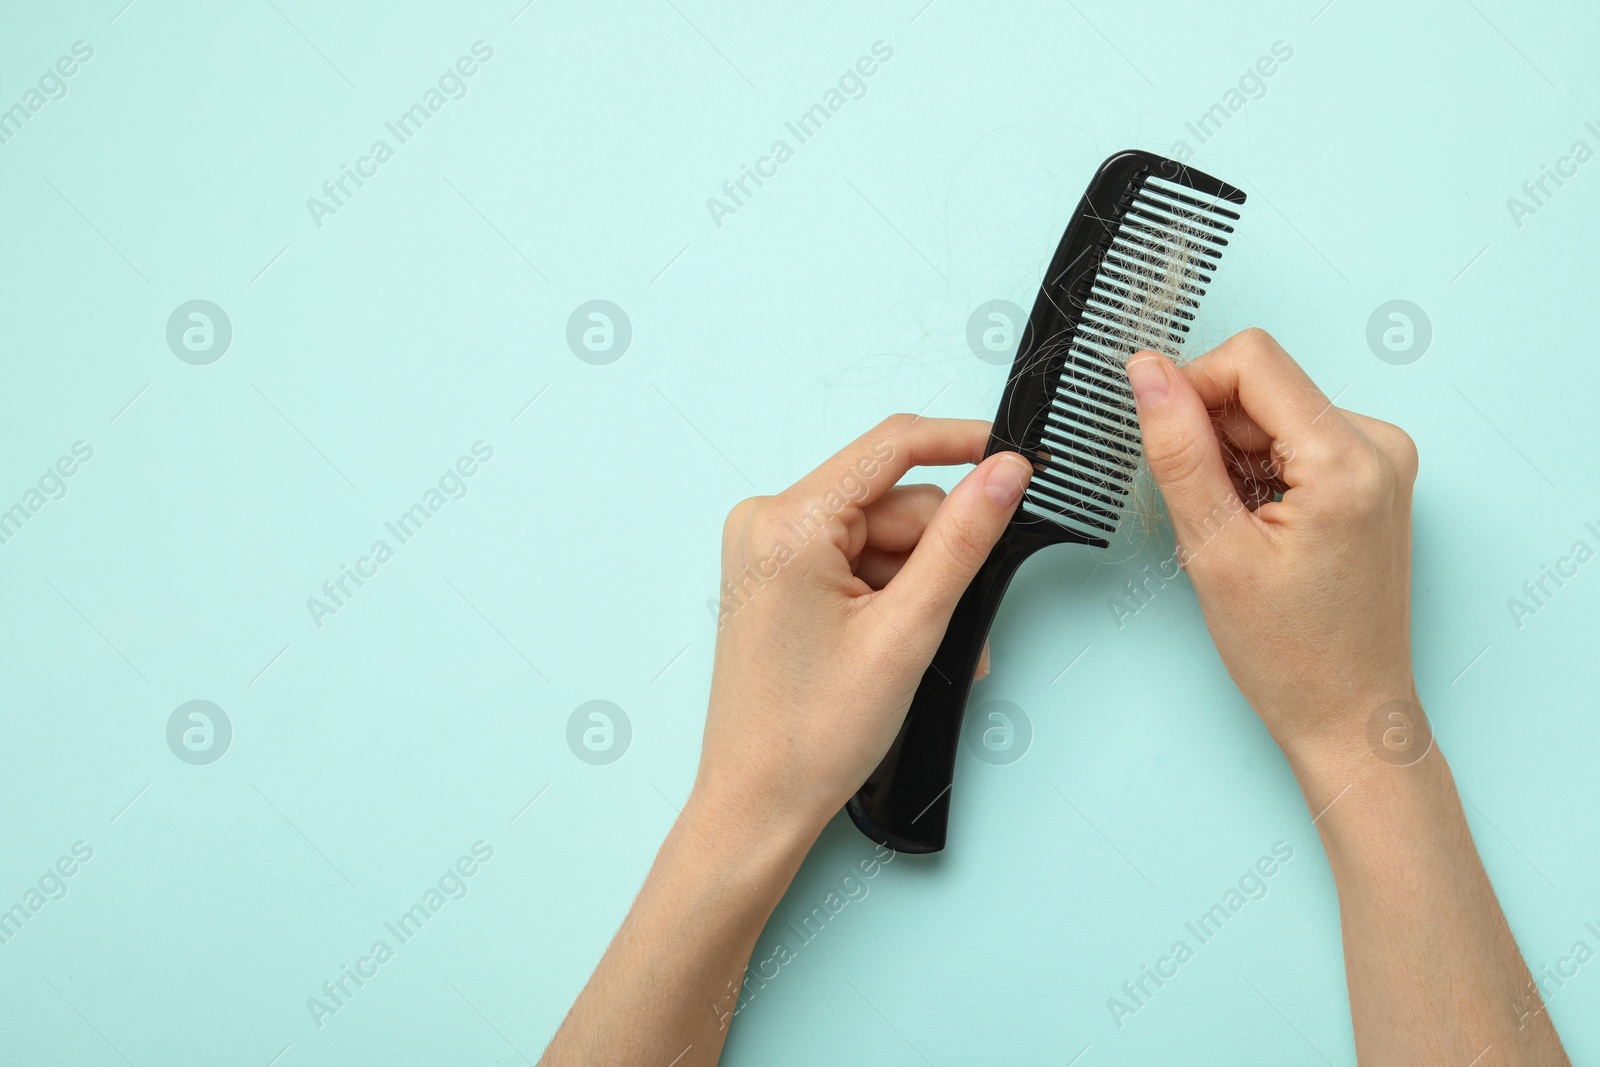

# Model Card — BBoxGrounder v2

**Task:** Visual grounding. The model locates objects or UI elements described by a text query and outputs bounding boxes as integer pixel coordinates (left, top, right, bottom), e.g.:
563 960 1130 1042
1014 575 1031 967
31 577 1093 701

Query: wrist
679 780 826 894
1293 743 1467 899
1264 682 1441 819
1268 678 1425 784
1275 713 1458 861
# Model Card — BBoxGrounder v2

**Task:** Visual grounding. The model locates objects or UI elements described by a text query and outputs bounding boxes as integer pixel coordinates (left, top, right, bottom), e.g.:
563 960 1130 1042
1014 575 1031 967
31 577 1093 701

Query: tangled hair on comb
1010 165 1239 549
1095 219 1207 536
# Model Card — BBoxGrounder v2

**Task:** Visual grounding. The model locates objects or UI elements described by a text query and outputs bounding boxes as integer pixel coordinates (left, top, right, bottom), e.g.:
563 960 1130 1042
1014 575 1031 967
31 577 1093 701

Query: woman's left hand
693 414 1034 839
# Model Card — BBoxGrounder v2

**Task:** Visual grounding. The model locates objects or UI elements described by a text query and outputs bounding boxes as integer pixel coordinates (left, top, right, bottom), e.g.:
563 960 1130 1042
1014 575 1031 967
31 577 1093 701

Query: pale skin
540 329 1568 1065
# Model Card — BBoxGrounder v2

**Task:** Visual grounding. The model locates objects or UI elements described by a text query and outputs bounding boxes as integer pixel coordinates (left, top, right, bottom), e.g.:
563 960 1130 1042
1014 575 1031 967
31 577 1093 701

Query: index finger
1174 329 1357 479
781 414 992 511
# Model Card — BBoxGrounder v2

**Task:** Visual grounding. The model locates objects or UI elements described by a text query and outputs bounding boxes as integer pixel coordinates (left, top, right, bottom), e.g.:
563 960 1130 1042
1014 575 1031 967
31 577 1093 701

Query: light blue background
2 0 1597 1063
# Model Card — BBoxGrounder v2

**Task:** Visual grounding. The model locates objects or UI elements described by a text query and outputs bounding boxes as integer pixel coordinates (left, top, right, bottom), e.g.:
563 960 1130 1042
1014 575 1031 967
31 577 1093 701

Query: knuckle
1235 325 1275 349
750 498 798 542
723 495 773 543
1232 326 1279 362
1374 422 1419 483
722 496 759 535
1396 435 1419 483
876 412 919 441
938 513 992 570
1143 427 1210 487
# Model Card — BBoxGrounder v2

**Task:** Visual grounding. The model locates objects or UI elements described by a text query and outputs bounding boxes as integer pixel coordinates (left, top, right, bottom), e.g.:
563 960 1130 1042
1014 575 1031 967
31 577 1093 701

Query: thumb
879 451 1032 634
1125 352 1242 552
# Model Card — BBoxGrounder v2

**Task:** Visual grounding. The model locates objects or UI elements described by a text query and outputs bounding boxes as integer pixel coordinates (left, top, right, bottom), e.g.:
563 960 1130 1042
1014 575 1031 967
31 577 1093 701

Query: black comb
846 150 1245 853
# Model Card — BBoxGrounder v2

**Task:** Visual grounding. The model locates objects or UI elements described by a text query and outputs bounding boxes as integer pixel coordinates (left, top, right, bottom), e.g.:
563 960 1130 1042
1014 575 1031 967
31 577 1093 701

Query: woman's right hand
1123 329 1421 775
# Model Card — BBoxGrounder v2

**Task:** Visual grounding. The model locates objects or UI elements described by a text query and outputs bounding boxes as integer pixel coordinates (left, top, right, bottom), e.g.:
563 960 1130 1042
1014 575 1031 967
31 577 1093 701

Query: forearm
1288 731 1568 1065
540 788 820 1066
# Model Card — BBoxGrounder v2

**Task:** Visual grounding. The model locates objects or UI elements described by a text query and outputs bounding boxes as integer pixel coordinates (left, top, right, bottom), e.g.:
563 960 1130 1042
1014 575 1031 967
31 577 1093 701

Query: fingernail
1126 355 1170 406
985 453 1032 507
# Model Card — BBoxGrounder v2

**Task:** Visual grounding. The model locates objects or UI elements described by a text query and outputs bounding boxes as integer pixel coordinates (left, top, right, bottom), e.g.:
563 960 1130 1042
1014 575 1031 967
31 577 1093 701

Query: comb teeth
1021 172 1240 540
